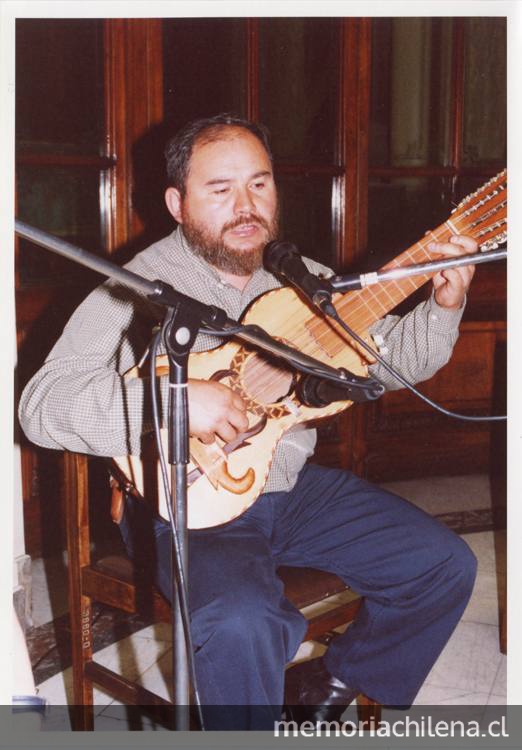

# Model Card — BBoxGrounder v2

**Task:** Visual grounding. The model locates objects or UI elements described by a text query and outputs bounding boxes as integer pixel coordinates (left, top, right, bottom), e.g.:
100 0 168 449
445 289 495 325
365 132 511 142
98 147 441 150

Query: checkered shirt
19 228 464 494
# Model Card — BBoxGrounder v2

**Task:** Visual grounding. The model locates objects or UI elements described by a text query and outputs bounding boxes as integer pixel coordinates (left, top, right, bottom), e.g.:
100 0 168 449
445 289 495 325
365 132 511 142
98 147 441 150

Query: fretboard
305 222 454 358
304 168 505 360
335 222 454 334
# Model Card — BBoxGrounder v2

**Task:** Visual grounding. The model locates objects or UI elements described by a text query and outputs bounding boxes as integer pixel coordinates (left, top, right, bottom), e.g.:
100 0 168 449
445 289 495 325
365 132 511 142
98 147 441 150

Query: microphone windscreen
263 241 300 273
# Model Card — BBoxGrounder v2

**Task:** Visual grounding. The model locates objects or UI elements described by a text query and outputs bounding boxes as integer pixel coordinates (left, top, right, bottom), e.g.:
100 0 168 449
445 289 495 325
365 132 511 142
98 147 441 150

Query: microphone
263 241 336 316
296 370 385 407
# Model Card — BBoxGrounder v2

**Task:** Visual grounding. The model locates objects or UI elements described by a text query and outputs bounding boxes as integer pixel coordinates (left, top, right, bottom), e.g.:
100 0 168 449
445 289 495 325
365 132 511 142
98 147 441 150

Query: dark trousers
118 463 477 729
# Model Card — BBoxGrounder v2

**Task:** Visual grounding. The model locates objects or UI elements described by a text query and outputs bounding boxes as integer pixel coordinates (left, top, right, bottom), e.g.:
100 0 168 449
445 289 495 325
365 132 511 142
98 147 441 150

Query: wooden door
16 17 507 556
15 19 163 556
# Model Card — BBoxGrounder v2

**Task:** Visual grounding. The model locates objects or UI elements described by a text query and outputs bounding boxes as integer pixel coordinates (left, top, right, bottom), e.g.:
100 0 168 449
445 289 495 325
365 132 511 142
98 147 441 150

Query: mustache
222 213 271 232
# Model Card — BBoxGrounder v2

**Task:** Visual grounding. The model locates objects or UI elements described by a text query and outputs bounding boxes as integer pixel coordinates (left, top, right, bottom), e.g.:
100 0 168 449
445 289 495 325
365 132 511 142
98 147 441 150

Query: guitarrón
114 170 507 528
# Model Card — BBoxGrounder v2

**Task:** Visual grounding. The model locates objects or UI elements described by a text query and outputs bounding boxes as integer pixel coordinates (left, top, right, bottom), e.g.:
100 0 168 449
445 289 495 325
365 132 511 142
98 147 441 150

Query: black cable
199 325 374 390
150 330 205 730
204 317 506 419
200 324 245 336
328 309 506 422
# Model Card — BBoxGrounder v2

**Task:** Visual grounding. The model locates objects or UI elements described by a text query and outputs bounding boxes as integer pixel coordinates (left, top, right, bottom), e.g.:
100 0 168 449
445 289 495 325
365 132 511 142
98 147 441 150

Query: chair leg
69 704 95 732
64 453 94 730
356 694 382 728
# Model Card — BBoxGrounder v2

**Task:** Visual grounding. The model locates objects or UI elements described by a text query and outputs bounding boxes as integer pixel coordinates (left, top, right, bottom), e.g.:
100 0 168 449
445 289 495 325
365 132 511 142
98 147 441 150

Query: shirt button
430 313 439 321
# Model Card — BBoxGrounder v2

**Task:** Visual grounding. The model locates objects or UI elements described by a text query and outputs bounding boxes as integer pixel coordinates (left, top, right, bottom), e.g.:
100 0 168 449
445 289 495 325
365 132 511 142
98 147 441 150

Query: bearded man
19 114 478 730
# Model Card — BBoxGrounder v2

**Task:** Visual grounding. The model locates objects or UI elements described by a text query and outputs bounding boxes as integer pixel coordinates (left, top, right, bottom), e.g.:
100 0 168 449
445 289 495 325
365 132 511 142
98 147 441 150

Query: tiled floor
28 474 506 730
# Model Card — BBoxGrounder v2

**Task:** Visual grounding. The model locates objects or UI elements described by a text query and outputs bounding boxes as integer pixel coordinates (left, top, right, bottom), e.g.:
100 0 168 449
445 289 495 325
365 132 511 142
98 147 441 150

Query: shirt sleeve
18 281 166 456
367 293 465 390
302 254 465 391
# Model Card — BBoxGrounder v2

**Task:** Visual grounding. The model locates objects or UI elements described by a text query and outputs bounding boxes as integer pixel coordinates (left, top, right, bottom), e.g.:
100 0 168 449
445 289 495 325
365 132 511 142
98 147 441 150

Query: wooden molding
104 19 164 251
246 19 260 120
451 18 466 174
338 18 372 269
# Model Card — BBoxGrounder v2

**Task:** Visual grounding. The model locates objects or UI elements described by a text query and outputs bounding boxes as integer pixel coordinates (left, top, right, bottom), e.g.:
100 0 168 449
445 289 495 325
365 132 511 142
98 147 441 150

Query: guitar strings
243 191 504 378
226 224 449 393
201 182 506 404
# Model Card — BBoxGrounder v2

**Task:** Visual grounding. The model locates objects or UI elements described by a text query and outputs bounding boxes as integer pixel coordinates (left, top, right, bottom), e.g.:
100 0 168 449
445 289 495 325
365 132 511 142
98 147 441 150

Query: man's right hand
188 379 249 444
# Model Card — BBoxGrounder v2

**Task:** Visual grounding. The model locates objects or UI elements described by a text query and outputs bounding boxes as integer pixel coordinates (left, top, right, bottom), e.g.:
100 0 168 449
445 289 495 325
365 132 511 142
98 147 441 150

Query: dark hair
164 113 273 196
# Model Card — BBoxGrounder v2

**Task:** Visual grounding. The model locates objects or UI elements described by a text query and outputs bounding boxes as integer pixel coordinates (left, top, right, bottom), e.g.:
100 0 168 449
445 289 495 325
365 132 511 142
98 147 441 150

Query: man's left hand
428 234 477 310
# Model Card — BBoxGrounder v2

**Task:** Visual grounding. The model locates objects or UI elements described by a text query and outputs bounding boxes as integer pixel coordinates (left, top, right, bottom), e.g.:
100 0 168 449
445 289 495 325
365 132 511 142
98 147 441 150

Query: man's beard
181 209 279 275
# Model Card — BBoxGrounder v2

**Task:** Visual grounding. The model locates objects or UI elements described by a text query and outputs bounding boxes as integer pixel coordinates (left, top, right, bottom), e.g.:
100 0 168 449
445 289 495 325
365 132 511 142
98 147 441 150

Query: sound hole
241 354 294 405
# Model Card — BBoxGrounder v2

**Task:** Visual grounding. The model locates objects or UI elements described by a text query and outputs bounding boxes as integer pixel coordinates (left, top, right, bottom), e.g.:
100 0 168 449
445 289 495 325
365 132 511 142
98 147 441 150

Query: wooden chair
64 452 381 730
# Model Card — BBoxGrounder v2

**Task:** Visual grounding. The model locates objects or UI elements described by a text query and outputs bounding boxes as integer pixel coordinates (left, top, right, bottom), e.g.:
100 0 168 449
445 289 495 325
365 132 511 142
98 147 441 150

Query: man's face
166 128 279 275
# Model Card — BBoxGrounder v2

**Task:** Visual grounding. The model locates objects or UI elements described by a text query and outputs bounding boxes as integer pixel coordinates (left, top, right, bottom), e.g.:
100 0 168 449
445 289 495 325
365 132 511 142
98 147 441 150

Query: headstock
451 170 507 252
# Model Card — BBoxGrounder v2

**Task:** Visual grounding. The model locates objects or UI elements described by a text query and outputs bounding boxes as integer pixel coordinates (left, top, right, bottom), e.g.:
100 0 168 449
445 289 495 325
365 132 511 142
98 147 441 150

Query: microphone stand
329 247 507 292
14 219 382 729
14 220 381 394
160 304 199 730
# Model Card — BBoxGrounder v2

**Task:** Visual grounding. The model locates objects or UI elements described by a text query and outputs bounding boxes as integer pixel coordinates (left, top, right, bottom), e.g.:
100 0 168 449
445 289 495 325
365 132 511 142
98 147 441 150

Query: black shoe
284 657 358 724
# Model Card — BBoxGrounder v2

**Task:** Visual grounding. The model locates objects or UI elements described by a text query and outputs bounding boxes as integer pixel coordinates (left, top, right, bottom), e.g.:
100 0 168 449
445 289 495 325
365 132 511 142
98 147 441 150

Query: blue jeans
118 463 477 729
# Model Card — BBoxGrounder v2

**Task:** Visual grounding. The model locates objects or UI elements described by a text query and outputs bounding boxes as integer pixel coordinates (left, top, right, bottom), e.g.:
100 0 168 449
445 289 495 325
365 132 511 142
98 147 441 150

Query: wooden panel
246 19 260 120
316 322 506 481
17 20 165 556
338 18 371 268
463 265 507 322
259 19 340 165
104 19 164 250
364 429 491 481
374 326 496 420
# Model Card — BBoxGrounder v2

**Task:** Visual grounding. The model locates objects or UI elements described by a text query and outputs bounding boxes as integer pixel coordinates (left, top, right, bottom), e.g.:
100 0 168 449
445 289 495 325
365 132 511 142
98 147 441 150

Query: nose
233 186 255 216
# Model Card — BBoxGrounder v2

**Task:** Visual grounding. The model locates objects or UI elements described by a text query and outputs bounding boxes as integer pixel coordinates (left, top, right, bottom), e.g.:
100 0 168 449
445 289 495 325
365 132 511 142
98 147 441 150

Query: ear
165 187 183 223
